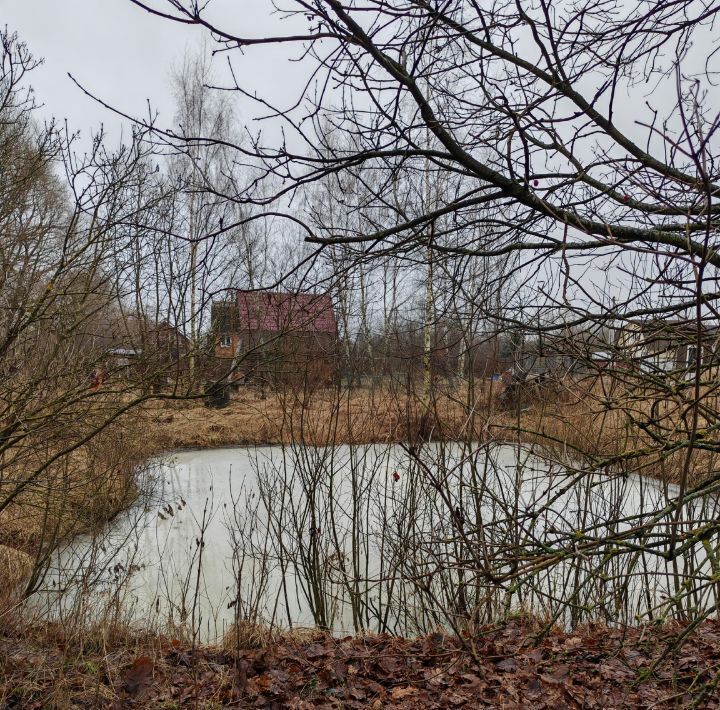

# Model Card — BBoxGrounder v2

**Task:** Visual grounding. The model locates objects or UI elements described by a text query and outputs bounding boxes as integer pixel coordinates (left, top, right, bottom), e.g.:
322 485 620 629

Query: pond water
32 443 719 643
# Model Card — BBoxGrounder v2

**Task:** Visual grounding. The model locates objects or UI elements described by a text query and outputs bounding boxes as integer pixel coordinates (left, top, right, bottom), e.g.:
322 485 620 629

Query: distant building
78 314 190 392
211 290 339 385
615 319 718 375
106 346 143 379
107 320 190 390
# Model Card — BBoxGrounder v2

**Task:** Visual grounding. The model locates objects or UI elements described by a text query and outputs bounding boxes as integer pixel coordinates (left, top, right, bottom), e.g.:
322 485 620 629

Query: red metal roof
235 290 337 334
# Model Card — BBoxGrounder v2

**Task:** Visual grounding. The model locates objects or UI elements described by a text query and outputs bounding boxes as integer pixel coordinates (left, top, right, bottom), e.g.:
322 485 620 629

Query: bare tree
0 31 191 592
165 47 247 382
55 0 720 667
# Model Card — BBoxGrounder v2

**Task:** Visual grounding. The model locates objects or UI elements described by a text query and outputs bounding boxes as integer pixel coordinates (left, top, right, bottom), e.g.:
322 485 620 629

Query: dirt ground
2 618 719 708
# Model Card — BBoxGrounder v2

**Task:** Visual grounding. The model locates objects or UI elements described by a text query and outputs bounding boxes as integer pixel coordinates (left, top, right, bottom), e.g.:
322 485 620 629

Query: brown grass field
145 376 718 487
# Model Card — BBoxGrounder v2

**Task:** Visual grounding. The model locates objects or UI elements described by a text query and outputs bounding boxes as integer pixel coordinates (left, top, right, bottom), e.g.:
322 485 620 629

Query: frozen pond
32 443 719 642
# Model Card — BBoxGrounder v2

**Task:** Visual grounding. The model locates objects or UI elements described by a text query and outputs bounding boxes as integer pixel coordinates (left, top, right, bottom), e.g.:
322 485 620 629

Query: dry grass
222 619 323 651
143 383 481 449
0 545 33 615
495 374 720 485
0 413 158 557
0 374 712 622
141 376 717 486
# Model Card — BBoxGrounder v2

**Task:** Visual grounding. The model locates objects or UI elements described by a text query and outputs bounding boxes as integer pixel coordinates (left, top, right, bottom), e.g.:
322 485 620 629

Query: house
136 320 191 389
615 320 718 375
106 346 143 379
80 314 190 391
211 290 339 385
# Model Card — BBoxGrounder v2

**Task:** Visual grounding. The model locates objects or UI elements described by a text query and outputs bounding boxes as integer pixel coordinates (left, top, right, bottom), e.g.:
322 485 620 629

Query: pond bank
2 381 706 634
2 617 718 707
0 377 705 568
41 444 691 641
142 384 703 487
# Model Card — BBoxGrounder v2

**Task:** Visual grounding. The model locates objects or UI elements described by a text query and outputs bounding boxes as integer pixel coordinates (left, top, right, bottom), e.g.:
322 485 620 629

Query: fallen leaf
123 655 153 696
496 658 519 672
305 643 331 660
391 685 419 699
527 677 543 695
525 647 544 662
447 691 472 706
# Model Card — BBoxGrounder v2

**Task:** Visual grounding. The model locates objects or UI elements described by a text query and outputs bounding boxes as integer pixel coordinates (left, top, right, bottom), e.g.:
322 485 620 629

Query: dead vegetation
0 374 708 610
142 375 717 486
0 546 33 617
1 375 717 708
2 617 720 708
143 384 477 449
0 405 166 610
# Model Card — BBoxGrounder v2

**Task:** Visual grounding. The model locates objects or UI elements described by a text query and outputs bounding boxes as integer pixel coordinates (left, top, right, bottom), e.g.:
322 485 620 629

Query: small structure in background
211 290 339 386
586 349 615 370
615 320 719 375
203 379 230 408
106 346 143 380
81 315 190 392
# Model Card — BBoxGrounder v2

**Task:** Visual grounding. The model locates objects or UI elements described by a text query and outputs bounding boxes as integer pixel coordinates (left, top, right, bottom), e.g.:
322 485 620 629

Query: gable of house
235 291 337 336
211 290 339 384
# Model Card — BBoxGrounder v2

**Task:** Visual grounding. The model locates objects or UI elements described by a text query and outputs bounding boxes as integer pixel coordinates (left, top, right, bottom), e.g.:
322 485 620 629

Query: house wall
616 323 712 376
246 330 338 384
213 328 339 385
214 333 240 360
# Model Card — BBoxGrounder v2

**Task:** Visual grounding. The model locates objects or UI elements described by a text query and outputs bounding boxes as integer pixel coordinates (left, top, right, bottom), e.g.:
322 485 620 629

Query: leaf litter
2 619 720 707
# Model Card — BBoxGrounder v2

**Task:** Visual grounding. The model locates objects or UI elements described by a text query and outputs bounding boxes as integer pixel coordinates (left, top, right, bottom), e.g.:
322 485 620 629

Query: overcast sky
3 2 714 148
0 0 307 145
2 0 716 313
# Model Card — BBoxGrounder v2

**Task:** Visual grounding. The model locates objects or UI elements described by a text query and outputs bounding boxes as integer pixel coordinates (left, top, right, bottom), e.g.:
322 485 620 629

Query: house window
220 335 232 348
